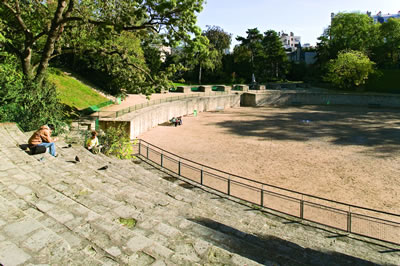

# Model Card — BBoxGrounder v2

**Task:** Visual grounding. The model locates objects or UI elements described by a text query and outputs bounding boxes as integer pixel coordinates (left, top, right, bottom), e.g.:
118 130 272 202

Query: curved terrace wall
99 94 240 139
242 90 400 108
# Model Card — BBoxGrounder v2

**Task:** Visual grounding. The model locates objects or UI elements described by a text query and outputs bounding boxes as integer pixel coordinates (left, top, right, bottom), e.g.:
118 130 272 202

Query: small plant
118 217 137 229
100 124 135 159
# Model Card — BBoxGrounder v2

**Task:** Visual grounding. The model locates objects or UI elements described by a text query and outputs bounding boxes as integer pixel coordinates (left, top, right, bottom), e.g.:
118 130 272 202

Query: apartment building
279 31 301 51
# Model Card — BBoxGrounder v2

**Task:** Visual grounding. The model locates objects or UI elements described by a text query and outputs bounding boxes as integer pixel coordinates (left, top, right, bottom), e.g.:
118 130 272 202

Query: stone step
1 127 264 264
0 183 118 266
1 123 399 265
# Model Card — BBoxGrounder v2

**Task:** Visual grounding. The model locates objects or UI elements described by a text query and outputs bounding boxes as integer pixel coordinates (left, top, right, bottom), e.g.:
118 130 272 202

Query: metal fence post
178 160 181 176
300 199 304 219
200 168 203 185
138 140 141 155
227 175 231 195
146 145 149 159
160 152 163 167
347 208 352 233
260 185 263 207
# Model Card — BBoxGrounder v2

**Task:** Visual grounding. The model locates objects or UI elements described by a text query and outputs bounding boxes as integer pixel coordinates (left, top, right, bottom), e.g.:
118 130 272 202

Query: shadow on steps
189 217 378 266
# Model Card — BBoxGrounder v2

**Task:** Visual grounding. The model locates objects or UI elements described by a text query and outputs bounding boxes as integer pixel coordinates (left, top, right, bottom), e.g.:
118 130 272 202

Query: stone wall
99 94 240 139
241 91 400 108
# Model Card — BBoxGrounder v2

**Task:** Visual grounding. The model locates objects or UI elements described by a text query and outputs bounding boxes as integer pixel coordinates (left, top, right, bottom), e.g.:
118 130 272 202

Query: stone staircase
0 122 399 266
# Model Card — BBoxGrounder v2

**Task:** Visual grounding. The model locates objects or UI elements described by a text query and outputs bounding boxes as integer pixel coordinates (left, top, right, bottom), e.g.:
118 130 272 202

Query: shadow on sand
213 106 400 156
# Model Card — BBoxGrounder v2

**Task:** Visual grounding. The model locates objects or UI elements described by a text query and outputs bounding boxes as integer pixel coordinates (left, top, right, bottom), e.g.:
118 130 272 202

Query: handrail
136 139 400 245
138 139 399 217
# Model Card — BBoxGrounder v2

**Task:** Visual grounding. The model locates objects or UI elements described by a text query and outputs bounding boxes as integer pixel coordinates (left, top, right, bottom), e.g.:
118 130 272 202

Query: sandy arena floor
139 106 400 214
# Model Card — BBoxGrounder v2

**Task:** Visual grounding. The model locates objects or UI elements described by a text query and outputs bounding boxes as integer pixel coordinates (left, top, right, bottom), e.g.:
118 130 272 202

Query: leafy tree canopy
377 18 400 67
0 0 205 95
202 25 231 52
316 12 379 64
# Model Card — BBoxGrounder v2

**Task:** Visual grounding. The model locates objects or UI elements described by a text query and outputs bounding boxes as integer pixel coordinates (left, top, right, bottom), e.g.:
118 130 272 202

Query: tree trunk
21 47 34 80
198 65 202 85
34 0 68 83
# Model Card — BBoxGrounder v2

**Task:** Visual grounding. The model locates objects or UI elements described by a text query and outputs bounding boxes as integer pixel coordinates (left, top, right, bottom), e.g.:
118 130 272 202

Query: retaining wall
241 91 400 108
99 94 240 139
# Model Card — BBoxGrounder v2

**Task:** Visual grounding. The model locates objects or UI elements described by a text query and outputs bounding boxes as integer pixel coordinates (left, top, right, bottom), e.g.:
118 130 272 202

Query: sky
196 0 400 48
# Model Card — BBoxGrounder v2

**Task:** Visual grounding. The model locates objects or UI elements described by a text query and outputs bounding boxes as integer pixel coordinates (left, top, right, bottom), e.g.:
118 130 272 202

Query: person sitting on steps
86 130 100 154
28 124 58 157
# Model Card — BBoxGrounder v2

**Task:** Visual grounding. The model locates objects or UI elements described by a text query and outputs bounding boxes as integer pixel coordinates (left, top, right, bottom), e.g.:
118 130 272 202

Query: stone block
126 235 153 253
36 200 55 212
175 86 191 93
22 229 60 252
0 241 31 266
47 208 74 224
145 243 174 258
199 86 212 93
155 223 181 238
105 246 122 257
61 231 82 248
4 218 41 238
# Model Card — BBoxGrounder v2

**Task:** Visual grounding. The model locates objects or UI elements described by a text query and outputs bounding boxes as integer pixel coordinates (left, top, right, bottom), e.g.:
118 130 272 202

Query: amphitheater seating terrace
0 122 399 265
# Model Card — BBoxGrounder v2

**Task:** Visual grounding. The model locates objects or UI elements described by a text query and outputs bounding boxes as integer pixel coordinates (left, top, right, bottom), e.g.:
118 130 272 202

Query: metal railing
135 139 400 246
93 91 229 119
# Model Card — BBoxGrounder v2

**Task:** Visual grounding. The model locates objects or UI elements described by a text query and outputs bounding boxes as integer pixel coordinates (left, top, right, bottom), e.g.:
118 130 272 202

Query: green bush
0 53 66 132
100 125 135 159
324 50 375 90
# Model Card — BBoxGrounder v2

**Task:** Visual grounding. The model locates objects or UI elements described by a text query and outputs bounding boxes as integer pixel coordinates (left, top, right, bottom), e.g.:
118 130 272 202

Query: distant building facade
278 31 316 64
279 31 301 51
331 11 400 24
371 11 400 23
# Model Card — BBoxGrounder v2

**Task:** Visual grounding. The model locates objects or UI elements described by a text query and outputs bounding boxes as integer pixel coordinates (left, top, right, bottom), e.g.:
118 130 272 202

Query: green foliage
101 124 135 159
1 0 205 95
257 30 288 80
365 69 400 93
203 25 232 52
329 13 379 54
375 18 400 68
0 48 65 132
324 50 375 90
234 28 287 82
118 217 137 229
48 68 109 110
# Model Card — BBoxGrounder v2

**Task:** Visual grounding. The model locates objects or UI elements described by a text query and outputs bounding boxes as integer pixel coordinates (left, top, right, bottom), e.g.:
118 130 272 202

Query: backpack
30 145 47 155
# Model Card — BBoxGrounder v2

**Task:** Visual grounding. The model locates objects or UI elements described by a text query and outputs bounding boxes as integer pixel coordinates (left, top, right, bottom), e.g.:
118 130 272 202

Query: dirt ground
139 106 400 215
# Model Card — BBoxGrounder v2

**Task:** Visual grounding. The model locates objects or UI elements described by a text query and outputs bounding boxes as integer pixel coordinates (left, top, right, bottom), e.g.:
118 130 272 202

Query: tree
0 0 205 94
183 35 219 84
203 25 231 52
258 30 288 80
200 25 231 84
378 18 400 67
0 26 65 131
328 13 379 56
235 29 288 82
324 50 375 90
236 28 263 79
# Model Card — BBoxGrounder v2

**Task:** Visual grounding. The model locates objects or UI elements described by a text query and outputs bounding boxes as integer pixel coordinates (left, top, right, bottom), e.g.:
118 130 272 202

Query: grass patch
119 217 137 229
173 82 187 87
48 68 109 110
